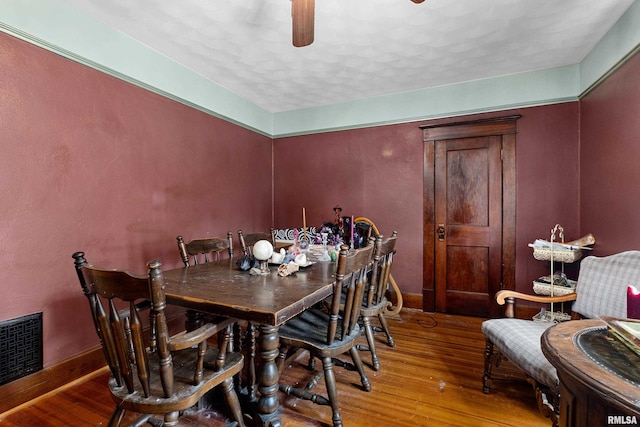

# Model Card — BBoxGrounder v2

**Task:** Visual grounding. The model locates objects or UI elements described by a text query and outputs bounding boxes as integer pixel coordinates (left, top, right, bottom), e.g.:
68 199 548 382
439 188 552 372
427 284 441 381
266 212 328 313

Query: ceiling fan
291 0 426 47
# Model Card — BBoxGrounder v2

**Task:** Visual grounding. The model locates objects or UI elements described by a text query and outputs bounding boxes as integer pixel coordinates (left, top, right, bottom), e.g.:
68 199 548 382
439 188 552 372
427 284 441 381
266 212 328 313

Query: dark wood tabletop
162 258 336 326
162 257 337 427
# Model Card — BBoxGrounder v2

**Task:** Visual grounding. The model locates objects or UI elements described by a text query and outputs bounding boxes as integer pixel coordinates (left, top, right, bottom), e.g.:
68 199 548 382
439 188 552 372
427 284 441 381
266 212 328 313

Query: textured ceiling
61 0 634 113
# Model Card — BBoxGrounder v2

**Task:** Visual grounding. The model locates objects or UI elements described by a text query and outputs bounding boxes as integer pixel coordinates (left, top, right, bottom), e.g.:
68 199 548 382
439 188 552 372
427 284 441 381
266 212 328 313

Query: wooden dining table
162 257 337 427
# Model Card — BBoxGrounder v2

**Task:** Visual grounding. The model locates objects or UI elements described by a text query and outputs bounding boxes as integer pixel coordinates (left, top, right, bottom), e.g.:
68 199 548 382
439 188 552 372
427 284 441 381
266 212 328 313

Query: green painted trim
2 0 639 138
273 98 578 138
0 0 273 137
579 0 640 96
580 42 640 99
0 22 273 138
272 66 579 137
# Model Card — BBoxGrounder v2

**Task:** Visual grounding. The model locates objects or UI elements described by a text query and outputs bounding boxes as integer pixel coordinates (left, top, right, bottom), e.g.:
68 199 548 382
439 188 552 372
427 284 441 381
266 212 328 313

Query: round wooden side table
541 319 640 427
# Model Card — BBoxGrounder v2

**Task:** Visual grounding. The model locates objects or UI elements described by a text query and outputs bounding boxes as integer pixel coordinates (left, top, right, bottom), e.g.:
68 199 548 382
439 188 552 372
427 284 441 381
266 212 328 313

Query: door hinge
500 149 504 161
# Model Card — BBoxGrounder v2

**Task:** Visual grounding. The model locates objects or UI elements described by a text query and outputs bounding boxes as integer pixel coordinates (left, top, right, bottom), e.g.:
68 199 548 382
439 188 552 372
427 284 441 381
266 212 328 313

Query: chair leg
277 352 330 406
349 347 371 392
321 356 343 427
143 417 163 427
377 312 395 347
361 316 380 371
482 338 495 394
306 368 325 393
233 322 244 393
129 415 162 427
308 352 316 370
185 310 204 332
222 377 246 427
527 377 559 427
194 340 206 383
276 345 287 374
163 411 180 427
246 322 258 401
107 407 126 427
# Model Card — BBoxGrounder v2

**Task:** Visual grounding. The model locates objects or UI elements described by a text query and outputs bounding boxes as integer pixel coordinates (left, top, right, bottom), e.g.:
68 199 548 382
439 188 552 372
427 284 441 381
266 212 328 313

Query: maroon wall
273 124 425 296
273 102 581 297
0 33 272 366
4 23 635 371
580 52 640 255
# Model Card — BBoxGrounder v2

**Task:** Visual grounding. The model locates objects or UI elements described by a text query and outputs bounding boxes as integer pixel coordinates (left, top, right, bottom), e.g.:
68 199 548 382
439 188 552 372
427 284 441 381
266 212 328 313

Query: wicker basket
533 278 577 296
533 310 571 323
532 246 582 263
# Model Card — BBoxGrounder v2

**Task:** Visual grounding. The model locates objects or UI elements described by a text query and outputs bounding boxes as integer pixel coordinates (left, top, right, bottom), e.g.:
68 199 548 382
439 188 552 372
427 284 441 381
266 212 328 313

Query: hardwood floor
0 310 549 427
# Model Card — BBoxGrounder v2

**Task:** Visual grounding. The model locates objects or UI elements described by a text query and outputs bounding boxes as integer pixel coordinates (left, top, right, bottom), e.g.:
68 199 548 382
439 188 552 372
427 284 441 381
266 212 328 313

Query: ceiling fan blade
411 0 426 3
292 0 315 47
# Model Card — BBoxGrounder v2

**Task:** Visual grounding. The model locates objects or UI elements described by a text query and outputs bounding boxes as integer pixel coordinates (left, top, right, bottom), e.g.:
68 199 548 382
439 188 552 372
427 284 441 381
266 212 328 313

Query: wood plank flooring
0 310 549 426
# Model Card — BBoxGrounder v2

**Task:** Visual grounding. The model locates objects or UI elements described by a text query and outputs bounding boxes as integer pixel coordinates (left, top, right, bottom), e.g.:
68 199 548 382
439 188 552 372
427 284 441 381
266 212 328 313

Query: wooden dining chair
72 252 246 427
177 233 234 265
276 242 377 427
357 232 397 371
176 234 237 332
237 229 275 256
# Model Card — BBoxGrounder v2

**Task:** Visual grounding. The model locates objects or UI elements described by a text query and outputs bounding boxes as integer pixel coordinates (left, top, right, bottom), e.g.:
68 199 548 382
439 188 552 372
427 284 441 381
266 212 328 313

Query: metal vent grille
0 312 43 386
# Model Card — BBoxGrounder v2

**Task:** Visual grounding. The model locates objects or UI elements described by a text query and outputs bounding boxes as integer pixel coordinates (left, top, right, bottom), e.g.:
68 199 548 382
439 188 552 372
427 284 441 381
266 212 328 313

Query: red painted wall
3 23 636 371
274 124 425 297
580 52 640 255
274 102 581 297
0 33 272 366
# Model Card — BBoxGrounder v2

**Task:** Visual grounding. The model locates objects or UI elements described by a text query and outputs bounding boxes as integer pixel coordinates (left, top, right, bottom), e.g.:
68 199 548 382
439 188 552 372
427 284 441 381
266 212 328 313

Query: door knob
437 225 445 241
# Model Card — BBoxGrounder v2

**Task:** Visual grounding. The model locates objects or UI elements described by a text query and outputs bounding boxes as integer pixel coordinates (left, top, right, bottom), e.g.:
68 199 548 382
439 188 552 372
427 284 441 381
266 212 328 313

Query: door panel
446 246 488 293
422 116 518 316
435 136 502 317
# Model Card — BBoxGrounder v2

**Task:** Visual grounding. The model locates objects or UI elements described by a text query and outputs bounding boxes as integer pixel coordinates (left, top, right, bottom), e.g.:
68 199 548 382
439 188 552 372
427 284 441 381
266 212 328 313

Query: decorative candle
302 207 307 240
351 215 354 249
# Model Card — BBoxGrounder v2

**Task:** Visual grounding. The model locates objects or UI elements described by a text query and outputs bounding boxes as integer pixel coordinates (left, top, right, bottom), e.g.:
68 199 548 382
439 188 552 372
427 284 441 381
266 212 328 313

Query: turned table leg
255 324 281 427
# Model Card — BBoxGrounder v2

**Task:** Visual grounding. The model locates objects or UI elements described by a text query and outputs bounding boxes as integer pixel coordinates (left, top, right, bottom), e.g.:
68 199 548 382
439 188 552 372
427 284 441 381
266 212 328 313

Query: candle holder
319 232 331 261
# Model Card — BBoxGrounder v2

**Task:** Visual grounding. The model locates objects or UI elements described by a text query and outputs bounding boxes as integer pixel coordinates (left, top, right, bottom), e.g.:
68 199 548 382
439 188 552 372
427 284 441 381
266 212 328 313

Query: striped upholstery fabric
572 251 640 319
483 250 640 393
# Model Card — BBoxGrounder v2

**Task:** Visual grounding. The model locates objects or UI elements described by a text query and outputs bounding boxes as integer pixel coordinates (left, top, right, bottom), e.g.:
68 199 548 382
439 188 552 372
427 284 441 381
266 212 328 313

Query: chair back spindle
328 243 376 345
368 232 397 308
74 253 163 397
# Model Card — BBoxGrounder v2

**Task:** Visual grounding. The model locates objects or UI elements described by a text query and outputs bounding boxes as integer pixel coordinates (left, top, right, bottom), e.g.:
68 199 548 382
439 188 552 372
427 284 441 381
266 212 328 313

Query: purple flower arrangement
314 224 344 247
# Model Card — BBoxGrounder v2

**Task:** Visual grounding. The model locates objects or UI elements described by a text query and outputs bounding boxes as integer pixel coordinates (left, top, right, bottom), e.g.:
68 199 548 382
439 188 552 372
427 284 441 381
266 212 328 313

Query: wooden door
434 136 502 316
422 116 518 318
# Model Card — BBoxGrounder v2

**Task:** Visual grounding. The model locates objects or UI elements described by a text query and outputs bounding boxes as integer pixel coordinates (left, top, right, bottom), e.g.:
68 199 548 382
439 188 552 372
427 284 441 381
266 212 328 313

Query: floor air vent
0 312 43 386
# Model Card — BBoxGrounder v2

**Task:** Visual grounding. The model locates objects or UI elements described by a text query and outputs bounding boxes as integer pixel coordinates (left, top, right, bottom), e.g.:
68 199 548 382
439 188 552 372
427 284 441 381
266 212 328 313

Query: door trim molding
421 115 520 313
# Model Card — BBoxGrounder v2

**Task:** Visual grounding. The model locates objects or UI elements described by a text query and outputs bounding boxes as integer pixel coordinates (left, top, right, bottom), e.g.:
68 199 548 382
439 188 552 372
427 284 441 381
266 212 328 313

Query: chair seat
359 295 386 316
110 347 244 414
482 318 558 392
279 308 362 355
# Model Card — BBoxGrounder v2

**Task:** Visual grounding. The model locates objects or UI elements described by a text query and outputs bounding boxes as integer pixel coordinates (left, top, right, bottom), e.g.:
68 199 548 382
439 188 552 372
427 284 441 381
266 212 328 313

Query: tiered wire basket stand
529 224 582 323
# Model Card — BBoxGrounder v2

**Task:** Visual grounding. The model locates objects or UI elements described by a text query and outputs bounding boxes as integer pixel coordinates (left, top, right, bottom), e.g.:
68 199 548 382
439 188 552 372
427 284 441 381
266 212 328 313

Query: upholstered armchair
482 251 640 426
